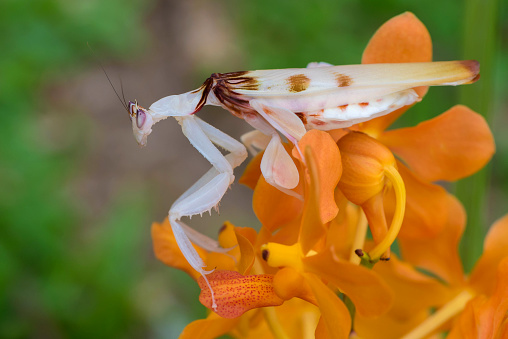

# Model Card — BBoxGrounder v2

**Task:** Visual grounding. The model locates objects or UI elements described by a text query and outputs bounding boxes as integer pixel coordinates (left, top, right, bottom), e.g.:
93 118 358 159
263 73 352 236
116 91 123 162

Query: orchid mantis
128 60 479 308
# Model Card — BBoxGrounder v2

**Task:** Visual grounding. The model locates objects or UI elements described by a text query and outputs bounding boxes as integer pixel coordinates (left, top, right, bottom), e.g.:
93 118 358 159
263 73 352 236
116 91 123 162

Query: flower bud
337 131 396 205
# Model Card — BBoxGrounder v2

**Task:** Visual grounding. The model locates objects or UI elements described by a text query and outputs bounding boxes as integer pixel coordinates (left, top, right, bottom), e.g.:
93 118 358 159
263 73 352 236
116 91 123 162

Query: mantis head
128 100 154 147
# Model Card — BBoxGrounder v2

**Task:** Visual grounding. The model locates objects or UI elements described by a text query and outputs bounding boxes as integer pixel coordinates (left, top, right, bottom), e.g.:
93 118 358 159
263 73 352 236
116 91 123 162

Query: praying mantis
127 60 479 308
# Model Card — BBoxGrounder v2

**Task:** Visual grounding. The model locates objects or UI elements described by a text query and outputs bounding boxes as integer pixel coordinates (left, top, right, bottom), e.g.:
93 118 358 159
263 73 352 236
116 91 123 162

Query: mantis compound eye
136 109 146 128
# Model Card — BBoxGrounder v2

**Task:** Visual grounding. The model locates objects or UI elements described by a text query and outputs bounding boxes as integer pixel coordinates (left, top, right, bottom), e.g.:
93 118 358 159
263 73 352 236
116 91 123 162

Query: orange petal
380 105 495 182
326 192 361 259
198 270 284 319
448 258 508 339
299 146 327 253
355 309 433 339
305 273 351 339
293 129 342 224
373 256 453 318
360 12 432 133
235 229 256 275
469 214 508 295
179 312 239 339
151 218 205 281
273 267 317 305
389 161 449 239
397 191 466 286
303 247 393 317
252 174 304 233
213 223 255 275
239 151 263 190
362 193 389 257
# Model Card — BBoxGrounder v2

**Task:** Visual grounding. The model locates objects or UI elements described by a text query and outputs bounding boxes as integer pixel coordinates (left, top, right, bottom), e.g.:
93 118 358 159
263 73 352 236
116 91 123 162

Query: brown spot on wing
287 74 311 93
335 73 352 87
295 112 307 125
220 71 249 77
218 71 260 91
311 119 326 126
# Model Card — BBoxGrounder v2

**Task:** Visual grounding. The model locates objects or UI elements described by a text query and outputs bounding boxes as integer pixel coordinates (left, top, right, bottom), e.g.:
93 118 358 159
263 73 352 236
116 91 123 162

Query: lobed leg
168 115 247 310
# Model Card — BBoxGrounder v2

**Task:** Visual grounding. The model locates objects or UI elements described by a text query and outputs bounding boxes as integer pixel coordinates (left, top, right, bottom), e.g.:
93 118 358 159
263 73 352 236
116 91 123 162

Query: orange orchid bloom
355 208 508 339
242 130 394 338
150 12 500 339
352 12 495 243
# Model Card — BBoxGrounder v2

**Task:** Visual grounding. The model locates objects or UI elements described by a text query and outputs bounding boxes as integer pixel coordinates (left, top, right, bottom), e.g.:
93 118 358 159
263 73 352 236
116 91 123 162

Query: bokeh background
1 0 507 337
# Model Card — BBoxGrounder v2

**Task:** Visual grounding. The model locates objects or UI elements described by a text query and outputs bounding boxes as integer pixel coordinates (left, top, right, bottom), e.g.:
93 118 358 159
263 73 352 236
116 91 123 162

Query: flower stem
262 307 290 339
368 165 406 260
349 208 368 265
401 289 474 339
456 0 499 273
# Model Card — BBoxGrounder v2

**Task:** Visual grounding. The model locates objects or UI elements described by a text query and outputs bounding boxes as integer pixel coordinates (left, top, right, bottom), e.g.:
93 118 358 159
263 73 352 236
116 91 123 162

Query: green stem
456 0 499 273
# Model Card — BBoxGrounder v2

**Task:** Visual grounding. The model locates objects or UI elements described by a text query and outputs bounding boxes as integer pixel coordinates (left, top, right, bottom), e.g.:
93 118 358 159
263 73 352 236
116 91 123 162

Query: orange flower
337 131 406 261
152 219 283 317
151 12 498 339
354 12 495 241
360 212 508 339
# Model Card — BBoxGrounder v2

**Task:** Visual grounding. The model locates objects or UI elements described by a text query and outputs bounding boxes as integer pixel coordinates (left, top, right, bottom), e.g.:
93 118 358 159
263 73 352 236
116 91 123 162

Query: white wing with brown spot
232 61 479 112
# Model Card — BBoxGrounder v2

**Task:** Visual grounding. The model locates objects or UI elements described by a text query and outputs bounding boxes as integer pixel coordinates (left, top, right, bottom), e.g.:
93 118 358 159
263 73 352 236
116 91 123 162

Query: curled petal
469 214 508 295
235 229 256 275
360 12 432 133
299 145 328 253
380 105 495 182
198 270 284 319
293 130 342 224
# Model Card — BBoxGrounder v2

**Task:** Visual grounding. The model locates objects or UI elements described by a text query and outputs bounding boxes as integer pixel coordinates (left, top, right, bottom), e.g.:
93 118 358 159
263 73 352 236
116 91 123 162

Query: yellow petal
380 105 495 182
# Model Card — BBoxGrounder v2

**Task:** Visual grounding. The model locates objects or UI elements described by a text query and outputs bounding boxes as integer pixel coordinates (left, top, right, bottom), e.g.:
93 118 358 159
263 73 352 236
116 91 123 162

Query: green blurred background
0 0 506 337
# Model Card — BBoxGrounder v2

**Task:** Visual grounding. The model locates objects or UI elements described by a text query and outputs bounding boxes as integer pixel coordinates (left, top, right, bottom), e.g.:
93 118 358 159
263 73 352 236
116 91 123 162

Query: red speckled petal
198 270 284 319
